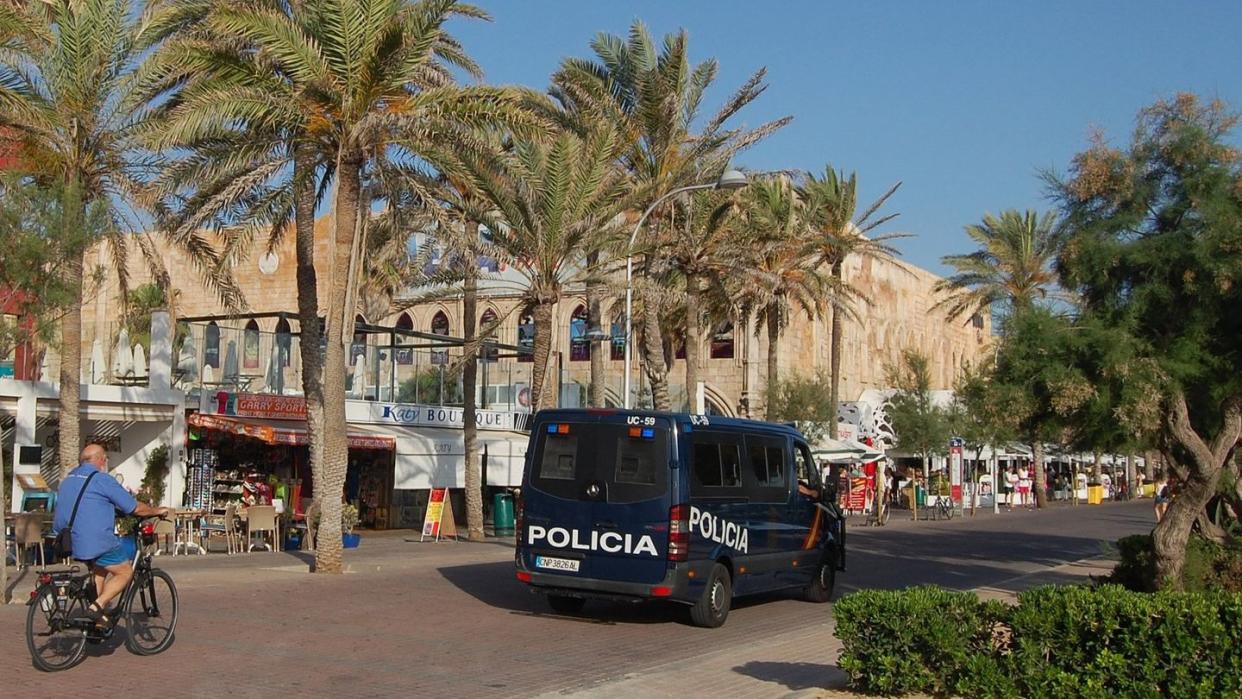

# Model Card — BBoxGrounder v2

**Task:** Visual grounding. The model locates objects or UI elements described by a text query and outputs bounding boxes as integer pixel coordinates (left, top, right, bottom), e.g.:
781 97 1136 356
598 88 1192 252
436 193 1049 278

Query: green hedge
834 585 1242 698
1107 534 1242 593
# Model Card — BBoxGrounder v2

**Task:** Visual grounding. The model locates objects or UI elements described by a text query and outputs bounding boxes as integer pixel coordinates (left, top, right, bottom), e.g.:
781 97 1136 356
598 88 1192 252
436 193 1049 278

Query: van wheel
804 556 836 603
547 595 586 615
690 563 732 628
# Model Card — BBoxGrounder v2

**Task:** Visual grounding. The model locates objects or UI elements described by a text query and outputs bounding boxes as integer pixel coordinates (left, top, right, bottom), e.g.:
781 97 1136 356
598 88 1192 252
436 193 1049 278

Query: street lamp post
622 169 748 409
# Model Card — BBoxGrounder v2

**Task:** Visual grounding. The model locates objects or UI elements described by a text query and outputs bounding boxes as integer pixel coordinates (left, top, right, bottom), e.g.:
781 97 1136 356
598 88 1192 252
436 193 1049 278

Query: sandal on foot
84 603 112 629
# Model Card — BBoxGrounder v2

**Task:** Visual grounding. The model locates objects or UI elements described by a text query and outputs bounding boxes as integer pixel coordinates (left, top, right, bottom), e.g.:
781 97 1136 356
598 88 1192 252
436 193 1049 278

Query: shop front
196 393 530 531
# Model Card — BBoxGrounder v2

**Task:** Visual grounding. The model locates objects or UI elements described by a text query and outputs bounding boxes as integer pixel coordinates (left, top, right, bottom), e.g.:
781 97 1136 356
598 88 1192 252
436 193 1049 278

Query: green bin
915 484 925 507
493 492 515 536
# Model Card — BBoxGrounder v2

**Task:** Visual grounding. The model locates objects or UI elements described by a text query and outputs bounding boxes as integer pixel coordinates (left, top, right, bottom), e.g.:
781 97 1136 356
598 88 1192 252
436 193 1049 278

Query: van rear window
529 423 670 503
539 434 578 480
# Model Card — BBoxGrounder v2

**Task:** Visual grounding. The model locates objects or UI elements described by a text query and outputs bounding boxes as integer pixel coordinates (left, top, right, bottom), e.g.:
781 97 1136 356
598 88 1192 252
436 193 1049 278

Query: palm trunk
684 274 702 413
765 300 780 420
586 252 604 407
462 261 484 541
640 300 670 410
530 299 557 410
315 152 364 574
293 146 325 557
1033 440 1047 508
1152 393 1241 590
828 260 844 439
57 181 86 480
1092 450 1102 482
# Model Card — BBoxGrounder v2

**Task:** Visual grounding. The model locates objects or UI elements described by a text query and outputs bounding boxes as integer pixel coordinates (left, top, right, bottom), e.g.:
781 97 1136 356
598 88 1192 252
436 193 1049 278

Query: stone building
77 222 991 415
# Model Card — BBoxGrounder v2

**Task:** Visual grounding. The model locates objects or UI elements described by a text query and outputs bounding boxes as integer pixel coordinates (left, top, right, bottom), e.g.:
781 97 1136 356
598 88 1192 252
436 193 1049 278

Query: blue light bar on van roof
546 423 570 435
641 428 655 439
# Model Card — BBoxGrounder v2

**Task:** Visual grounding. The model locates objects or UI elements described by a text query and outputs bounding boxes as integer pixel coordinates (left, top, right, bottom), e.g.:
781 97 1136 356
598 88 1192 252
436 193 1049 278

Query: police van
514 409 845 627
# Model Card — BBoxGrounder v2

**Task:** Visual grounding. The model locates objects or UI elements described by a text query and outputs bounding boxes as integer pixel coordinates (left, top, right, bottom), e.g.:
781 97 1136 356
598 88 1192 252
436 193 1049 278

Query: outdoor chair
14 513 46 569
246 505 278 552
199 504 240 554
153 518 176 555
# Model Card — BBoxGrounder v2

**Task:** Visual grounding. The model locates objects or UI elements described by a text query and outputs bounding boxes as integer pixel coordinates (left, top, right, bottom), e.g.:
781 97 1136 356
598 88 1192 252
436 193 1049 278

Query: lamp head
715 169 749 191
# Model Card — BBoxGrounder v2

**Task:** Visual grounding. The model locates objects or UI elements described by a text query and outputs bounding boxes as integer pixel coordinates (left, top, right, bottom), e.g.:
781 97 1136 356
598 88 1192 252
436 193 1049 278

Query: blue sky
450 1 1242 275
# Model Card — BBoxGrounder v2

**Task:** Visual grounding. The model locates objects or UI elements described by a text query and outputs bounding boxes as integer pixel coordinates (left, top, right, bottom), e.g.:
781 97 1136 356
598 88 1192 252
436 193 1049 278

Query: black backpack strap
64 471 99 534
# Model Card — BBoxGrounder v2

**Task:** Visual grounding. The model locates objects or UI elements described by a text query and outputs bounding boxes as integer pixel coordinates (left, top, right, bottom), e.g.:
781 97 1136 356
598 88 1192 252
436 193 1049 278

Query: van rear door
522 415 675 586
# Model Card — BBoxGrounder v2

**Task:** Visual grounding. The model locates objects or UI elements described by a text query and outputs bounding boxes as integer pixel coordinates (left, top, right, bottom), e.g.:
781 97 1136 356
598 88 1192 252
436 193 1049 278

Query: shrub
834 586 1000 696
1107 533 1242 593
834 585 1242 698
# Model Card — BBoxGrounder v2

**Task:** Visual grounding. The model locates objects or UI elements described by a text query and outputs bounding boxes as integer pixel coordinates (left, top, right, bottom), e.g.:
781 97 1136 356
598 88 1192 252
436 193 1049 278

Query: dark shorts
91 537 137 567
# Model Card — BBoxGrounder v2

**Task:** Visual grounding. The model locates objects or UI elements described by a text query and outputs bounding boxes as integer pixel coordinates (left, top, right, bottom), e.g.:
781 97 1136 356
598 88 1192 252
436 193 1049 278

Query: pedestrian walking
1005 467 1019 511
1154 474 1171 522
1017 465 1033 509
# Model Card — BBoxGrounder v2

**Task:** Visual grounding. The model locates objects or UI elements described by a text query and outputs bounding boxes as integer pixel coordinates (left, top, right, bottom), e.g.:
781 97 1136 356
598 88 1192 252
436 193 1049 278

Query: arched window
242 319 260 370
395 313 413 365
516 307 534 363
709 320 734 359
480 309 498 362
204 321 220 368
351 314 368 366
610 311 626 361
430 310 450 365
274 318 291 367
569 305 589 362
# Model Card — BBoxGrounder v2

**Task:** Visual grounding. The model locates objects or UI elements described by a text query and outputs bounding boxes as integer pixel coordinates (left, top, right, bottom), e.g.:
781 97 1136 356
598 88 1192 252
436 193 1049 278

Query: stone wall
80 223 992 414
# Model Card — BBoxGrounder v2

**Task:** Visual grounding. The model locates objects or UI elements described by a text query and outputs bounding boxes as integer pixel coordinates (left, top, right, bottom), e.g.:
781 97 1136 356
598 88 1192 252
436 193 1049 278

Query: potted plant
341 503 361 548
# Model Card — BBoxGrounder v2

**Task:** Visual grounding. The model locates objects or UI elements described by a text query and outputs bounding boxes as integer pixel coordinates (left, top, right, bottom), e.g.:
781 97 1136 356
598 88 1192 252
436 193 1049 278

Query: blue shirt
52 464 139 561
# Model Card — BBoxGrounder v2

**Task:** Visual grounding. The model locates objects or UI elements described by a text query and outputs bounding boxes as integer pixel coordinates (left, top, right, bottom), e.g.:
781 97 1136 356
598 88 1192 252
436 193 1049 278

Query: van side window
748 441 787 487
539 435 578 480
794 442 820 488
691 433 742 491
744 435 789 502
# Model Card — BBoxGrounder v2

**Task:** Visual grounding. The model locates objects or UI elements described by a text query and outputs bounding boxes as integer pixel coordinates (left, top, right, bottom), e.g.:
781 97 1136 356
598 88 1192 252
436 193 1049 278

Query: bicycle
865 489 890 526
26 517 179 672
933 494 955 521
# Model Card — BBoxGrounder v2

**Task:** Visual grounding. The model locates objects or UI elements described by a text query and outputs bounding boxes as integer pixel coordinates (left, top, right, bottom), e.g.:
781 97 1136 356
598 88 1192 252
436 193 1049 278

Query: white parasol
132 343 147 377
112 327 133 378
348 351 367 398
90 338 106 384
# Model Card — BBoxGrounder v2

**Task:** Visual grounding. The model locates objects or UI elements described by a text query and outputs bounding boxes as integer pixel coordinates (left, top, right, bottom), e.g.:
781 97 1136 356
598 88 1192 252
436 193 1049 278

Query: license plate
535 555 580 572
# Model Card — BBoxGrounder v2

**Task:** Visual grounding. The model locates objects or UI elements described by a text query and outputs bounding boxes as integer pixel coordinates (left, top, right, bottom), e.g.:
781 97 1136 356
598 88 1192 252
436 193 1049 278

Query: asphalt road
0 500 1153 697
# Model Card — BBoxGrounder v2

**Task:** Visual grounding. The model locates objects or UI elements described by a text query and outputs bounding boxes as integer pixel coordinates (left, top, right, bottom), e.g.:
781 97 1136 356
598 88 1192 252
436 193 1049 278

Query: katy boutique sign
368 403 517 431
203 392 521 432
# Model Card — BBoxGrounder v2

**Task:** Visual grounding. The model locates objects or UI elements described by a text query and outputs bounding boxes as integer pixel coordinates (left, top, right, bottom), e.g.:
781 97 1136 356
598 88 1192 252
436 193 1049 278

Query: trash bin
915 484 925 508
1087 485 1104 505
493 492 515 536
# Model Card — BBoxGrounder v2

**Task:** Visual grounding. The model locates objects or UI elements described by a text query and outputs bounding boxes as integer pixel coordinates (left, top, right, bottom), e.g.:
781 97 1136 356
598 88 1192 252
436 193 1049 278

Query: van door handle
594 520 618 529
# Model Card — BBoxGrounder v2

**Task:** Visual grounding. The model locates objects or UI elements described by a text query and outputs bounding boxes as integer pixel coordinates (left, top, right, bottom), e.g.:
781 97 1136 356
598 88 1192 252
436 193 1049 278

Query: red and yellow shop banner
188 413 393 451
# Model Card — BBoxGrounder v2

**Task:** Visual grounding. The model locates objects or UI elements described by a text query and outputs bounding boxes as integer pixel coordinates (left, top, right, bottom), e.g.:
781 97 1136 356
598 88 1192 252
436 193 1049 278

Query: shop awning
188 413 394 451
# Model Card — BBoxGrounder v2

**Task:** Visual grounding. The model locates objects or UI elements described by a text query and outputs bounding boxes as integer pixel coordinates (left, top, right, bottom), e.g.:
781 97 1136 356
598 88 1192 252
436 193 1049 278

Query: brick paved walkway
0 501 1150 697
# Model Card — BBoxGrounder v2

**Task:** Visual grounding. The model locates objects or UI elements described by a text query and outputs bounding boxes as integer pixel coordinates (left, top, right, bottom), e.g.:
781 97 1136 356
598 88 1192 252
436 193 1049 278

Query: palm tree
935 208 1064 507
933 209 1063 323
731 177 842 419
0 0 236 478
456 126 629 411
800 167 904 438
668 188 746 412
145 0 530 572
550 21 789 409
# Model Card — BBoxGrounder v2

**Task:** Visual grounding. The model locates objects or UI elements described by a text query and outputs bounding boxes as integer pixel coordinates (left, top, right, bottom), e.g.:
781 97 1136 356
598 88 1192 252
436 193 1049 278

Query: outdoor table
173 509 207 555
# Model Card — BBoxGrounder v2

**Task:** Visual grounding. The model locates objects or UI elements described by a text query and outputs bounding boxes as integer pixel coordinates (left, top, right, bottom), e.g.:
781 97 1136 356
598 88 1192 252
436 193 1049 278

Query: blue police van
514 409 845 627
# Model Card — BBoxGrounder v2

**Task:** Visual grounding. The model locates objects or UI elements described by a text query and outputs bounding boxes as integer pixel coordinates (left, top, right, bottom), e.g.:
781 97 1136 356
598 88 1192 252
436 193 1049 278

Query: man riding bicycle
52 443 169 628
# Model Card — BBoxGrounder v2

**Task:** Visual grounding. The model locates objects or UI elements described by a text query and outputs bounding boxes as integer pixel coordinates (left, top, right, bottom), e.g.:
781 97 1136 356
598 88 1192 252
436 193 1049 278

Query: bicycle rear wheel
125 569 178 655
26 586 88 672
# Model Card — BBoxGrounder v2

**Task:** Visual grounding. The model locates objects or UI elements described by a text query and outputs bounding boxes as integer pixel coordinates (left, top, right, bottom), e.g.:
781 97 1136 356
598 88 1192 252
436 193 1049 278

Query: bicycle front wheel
26 586 88 672
125 569 178 655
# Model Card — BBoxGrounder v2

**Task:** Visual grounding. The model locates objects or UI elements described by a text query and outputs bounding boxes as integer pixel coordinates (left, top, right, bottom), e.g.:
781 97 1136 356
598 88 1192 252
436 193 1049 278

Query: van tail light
140 522 156 537
668 504 690 562
514 495 524 544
